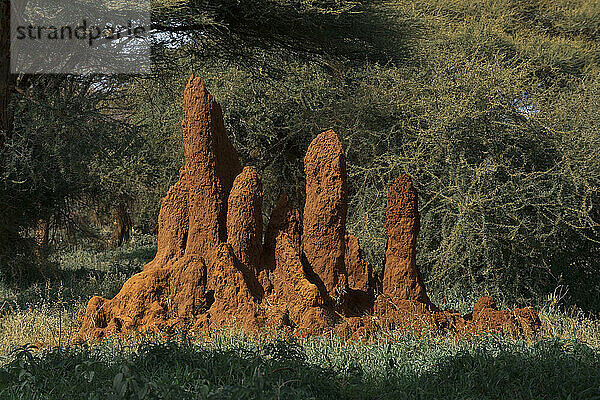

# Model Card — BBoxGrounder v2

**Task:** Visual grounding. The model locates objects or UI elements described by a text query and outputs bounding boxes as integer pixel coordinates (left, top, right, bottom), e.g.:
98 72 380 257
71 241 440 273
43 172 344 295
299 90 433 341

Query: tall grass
0 329 598 399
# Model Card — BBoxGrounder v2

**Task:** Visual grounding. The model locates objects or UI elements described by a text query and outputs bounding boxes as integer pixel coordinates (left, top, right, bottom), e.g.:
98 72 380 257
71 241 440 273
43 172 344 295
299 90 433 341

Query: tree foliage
1 74 138 279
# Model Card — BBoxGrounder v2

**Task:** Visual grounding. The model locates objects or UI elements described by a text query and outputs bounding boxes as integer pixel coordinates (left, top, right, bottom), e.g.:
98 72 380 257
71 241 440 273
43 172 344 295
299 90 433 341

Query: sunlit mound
79 76 540 341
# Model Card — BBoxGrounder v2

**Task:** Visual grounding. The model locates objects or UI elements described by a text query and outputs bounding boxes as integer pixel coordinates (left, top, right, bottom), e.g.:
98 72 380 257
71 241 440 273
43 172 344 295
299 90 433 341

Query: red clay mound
345 234 373 293
79 76 541 341
342 234 376 316
263 193 302 268
80 76 246 339
302 130 348 300
227 166 263 275
181 76 242 258
382 174 431 306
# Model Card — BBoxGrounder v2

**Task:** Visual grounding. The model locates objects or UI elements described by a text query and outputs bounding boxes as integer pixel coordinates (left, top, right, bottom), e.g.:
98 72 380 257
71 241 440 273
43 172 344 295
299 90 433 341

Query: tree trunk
0 0 12 155
34 217 58 278
111 202 132 247
0 0 16 252
34 218 50 261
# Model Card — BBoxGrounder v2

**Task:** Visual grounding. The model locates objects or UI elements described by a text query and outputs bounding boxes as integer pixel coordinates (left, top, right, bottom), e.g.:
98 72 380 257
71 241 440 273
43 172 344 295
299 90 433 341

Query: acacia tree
0 72 139 280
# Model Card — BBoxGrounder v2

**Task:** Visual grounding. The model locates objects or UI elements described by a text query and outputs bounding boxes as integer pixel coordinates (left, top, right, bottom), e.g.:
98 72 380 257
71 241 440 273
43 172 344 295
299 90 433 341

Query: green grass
0 236 599 399
0 235 156 353
0 332 598 399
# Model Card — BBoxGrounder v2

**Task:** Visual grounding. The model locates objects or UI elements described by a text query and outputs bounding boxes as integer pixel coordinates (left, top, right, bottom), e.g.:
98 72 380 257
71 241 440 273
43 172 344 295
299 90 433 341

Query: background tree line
1 0 599 310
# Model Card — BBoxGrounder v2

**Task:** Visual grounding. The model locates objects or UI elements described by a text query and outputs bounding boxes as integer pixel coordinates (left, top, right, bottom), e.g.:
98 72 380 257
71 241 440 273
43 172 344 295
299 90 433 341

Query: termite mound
79 77 540 341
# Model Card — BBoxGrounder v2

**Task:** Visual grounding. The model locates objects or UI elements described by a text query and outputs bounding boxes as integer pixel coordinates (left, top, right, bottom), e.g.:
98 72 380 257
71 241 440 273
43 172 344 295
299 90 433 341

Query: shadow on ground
0 240 157 313
0 338 597 399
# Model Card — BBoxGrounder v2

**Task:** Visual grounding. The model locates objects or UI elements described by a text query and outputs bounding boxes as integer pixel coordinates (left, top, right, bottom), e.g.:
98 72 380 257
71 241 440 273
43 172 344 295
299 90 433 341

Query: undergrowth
0 331 598 399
